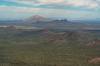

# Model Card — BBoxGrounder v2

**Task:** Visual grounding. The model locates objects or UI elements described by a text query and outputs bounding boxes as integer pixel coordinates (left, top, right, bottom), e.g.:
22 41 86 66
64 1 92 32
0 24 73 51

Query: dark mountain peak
53 19 68 22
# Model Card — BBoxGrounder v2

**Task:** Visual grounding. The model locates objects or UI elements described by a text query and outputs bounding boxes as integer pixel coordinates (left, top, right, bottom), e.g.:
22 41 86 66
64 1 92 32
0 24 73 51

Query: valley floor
0 28 100 66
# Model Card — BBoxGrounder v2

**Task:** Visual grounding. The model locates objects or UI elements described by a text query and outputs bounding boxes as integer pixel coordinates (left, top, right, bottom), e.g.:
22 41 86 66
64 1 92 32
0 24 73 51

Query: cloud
0 0 100 20
66 0 99 9
5 0 99 9
0 5 99 20
0 5 41 20
37 0 64 4
0 0 99 12
0 5 40 13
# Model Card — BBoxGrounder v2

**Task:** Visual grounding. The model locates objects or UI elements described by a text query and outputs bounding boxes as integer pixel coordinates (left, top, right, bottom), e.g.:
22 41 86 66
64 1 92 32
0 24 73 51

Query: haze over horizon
0 0 100 21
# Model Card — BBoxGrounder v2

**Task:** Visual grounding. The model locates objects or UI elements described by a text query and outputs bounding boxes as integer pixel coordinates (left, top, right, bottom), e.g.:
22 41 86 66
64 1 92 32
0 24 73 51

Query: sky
0 0 100 21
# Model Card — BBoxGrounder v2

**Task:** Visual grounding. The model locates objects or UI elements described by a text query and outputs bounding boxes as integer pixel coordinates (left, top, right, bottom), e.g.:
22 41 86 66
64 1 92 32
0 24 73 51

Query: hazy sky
0 0 100 20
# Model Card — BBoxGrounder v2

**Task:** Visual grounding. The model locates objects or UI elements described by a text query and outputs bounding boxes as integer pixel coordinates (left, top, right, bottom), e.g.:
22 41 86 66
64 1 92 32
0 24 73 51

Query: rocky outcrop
88 57 100 64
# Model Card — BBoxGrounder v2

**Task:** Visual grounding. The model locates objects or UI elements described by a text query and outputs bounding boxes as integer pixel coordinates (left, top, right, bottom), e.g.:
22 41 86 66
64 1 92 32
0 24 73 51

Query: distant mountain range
0 15 100 30
23 15 82 29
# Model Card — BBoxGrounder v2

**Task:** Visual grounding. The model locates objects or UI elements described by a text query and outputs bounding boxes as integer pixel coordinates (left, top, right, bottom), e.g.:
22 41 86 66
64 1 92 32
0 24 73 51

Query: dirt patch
88 57 100 64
